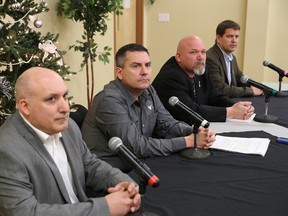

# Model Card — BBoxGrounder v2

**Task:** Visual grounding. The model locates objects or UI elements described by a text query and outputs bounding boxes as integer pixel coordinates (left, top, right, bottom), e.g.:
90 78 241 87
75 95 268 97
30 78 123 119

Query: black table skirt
133 131 288 216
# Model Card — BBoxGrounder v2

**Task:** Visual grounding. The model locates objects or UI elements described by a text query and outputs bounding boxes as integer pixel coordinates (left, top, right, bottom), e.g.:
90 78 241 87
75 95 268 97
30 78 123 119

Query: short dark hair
115 43 149 68
216 20 240 36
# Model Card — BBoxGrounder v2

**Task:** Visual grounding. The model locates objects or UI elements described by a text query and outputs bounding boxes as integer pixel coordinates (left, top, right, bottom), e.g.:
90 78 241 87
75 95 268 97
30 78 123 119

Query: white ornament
12 2 21 11
38 40 64 66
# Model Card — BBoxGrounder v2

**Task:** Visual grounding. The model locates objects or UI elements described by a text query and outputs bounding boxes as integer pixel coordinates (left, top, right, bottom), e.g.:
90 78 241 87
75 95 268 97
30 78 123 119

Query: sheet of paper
226 113 256 123
210 134 270 156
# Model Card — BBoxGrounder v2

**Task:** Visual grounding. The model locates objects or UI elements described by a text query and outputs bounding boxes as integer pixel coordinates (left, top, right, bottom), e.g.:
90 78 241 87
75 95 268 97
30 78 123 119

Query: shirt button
142 124 145 128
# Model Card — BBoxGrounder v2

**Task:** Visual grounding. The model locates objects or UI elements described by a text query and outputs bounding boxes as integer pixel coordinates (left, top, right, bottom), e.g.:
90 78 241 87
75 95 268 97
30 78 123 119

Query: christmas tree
0 0 74 125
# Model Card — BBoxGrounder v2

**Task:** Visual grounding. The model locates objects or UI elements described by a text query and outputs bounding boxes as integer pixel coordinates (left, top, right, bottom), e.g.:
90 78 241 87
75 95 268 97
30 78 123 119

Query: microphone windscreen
108 137 122 151
168 96 179 106
263 60 270 66
240 75 249 84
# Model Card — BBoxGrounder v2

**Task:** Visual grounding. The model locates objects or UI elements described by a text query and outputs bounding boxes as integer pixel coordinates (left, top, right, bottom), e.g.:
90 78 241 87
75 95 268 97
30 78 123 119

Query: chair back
69 104 88 128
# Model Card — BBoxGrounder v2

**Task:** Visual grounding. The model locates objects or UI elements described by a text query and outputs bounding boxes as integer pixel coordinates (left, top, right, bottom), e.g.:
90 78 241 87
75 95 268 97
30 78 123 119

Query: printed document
210 135 270 156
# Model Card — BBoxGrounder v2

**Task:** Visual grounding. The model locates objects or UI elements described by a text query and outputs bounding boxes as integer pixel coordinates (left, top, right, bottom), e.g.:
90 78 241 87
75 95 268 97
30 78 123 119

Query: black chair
69 104 88 129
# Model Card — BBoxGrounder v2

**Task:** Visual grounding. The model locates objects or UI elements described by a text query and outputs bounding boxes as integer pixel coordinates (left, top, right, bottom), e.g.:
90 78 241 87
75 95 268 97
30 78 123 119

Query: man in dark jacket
152 35 255 125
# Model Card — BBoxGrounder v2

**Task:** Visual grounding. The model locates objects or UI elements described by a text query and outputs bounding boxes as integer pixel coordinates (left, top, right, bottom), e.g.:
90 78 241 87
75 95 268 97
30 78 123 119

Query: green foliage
57 0 123 67
57 0 123 107
0 0 75 125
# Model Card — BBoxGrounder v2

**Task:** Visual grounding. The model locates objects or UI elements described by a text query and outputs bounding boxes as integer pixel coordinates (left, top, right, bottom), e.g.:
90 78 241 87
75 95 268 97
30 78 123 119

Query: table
139 130 288 216
136 92 288 216
210 120 288 138
233 82 288 128
234 94 288 128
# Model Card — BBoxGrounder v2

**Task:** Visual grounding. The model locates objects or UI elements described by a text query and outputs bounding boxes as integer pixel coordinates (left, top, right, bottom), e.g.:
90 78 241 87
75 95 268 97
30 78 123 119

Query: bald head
175 35 206 77
176 35 205 54
15 67 70 134
15 67 64 102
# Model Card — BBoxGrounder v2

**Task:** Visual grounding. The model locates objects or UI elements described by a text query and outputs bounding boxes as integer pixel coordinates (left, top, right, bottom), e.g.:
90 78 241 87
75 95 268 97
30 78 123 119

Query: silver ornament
0 77 12 100
34 19 43 28
40 1 48 8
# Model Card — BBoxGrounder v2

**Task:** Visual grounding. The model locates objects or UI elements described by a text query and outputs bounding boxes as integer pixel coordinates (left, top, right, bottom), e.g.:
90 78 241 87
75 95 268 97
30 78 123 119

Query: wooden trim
113 12 118 66
114 0 144 71
136 0 144 44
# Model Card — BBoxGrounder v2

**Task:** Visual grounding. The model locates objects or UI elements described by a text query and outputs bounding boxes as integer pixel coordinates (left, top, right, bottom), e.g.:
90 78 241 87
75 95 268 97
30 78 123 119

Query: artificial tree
0 0 74 125
57 0 123 108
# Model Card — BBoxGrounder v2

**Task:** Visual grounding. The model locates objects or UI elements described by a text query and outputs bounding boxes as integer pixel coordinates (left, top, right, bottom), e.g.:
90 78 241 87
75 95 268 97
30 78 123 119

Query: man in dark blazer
0 67 141 216
152 35 255 124
206 20 263 98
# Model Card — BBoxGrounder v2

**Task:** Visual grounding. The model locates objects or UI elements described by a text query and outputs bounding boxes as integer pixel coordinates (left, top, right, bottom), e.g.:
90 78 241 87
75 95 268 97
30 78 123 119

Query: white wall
144 0 247 80
38 0 288 107
243 0 288 84
37 1 115 107
265 0 288 82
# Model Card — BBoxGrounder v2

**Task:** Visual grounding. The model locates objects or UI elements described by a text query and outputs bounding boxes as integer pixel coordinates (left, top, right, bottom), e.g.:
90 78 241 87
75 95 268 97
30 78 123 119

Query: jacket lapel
12 112 72 203
230 59 237 86
214 44 230 83
61 132 87 201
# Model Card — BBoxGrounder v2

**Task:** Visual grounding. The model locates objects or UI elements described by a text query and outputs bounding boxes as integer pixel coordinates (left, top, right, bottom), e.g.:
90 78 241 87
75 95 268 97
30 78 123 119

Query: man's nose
59 98 70 113
140 66 150 75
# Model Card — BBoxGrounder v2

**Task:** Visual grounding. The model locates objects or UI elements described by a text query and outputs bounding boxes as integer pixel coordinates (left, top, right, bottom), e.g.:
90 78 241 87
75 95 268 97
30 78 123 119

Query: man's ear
175 52 181 63
115 67 123 80
216 34 221 43
17 99 30 116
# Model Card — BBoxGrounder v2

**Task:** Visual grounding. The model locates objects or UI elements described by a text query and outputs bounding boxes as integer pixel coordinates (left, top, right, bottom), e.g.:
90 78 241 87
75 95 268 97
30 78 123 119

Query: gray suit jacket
0 111 133 216
206 43 254 98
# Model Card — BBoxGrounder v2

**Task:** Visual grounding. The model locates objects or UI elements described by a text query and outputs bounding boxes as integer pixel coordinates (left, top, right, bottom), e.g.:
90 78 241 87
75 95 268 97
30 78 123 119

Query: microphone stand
254 91 278 123
278 74 284 91
138 178 148 195
180 123 210 159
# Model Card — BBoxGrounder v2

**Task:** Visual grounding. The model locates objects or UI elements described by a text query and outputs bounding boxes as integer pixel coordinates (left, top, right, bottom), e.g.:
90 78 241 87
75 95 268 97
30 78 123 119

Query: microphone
240 75 278 96
263 60 288 77
108 137 160 188
168 96 210 128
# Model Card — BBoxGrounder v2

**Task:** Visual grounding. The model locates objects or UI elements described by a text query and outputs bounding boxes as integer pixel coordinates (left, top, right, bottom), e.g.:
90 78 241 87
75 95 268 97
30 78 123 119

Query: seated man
152 35 255 125
206 20 263 98
81 43 215 172
0 67 140 216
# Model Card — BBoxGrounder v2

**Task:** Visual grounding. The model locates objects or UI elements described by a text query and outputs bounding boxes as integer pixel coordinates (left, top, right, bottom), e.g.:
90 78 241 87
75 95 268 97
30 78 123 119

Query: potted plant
57 0 123 108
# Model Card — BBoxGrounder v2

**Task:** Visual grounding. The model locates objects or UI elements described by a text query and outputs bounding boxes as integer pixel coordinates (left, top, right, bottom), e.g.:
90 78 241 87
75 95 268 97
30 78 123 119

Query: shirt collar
114 78 150 105
217 44 233 61
19 112 62 143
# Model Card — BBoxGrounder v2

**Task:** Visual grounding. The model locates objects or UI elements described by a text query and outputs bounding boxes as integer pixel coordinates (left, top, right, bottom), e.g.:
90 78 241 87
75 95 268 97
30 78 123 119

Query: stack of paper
210 135 270 157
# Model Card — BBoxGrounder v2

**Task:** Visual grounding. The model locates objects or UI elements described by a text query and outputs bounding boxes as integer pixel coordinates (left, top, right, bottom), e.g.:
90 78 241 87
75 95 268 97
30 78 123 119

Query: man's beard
194 62 205 76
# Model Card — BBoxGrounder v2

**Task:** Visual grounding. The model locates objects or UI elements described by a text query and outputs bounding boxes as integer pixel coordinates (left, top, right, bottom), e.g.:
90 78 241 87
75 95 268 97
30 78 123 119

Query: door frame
113 0 144 52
